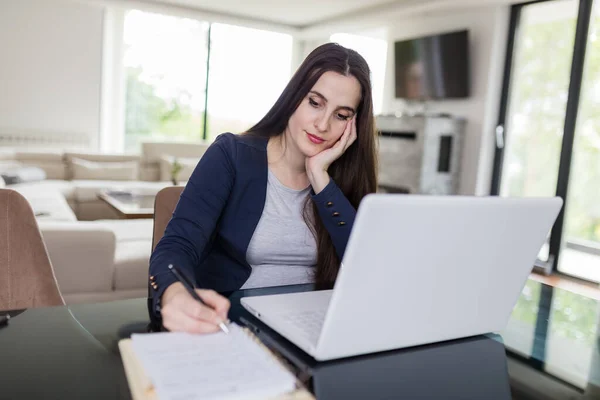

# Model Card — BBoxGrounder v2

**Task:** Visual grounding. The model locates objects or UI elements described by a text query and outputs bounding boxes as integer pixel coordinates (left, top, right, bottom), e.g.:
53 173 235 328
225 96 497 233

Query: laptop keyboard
281 309 327 345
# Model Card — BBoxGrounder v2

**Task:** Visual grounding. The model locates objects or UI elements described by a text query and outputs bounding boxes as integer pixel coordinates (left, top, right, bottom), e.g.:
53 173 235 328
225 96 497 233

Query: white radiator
0 128 94 149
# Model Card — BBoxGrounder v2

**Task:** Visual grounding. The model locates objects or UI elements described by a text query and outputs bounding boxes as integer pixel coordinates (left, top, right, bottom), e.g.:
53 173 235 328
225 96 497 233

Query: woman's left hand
306 117 357 193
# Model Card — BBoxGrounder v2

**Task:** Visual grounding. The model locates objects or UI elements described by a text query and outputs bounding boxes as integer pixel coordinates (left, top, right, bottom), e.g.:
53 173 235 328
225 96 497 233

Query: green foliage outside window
124 66 204 146
506 14 600 244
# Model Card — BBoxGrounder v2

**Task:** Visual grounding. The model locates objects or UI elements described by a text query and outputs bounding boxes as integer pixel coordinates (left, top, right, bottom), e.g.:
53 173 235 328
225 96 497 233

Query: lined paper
131 324 297 400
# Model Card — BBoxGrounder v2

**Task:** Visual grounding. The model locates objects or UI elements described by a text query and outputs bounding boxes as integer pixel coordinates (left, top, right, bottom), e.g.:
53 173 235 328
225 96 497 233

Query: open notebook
119 323 313 400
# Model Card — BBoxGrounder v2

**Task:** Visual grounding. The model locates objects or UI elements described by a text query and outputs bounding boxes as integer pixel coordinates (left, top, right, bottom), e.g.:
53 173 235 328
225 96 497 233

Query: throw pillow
0 166 47 185
70 157 139 181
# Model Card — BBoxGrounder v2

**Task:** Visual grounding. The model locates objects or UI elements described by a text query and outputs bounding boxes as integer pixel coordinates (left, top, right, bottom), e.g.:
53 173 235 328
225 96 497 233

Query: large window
492 0 600 281
498 0 578 201
122 11 293 151
123 10 209 152
497 0 579 265
119 11 384 153
206 24 292 141
560 0 600 280
330 32 388 115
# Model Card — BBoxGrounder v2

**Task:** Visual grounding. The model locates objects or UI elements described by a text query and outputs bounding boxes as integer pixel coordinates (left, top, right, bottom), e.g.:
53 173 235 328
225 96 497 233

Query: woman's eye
337 114 350 121
308 98 319 107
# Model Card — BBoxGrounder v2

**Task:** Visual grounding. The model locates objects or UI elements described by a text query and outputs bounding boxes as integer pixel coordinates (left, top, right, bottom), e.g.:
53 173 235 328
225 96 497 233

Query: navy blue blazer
148 132 357 320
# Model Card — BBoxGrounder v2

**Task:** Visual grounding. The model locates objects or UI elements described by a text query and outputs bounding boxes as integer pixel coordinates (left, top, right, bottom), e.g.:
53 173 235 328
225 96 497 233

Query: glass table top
2 279 600 399
502 279 600 394
102 190 156 212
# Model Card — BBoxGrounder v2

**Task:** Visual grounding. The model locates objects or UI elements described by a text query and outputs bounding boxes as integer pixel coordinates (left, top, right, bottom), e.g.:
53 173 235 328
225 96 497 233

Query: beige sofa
0 141 210 304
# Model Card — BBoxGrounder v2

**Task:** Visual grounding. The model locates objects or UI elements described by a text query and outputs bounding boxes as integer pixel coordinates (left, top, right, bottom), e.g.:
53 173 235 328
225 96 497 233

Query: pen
168 264 229 334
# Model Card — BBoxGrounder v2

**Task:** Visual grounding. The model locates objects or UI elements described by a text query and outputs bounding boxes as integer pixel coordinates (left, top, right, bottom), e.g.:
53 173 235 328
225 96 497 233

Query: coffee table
98 189 155 219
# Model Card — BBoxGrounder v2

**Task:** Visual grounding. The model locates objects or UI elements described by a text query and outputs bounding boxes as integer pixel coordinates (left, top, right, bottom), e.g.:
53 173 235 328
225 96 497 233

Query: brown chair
0 189 64 311
148 186 184 331
152 186 184 252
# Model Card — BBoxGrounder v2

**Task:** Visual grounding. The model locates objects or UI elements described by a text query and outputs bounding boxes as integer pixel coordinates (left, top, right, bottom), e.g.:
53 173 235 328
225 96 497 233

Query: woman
149 42 378 333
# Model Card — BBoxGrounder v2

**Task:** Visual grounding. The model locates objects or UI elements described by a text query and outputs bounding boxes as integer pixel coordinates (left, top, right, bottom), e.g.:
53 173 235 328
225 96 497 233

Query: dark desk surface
1 280 600 400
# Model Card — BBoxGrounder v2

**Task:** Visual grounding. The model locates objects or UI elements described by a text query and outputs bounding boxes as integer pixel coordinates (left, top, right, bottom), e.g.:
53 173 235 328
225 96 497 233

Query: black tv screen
394 30 470 100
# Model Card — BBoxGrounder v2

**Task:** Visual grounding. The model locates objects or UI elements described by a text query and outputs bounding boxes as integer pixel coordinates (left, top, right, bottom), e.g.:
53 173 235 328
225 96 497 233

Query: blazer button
338 221 346 226
152 283 158 290
332 212 340 217
326 201 333 207
150 275 155 281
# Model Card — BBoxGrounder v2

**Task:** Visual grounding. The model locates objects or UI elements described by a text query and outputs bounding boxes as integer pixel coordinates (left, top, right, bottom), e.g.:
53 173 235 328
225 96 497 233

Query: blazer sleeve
310 178 357 260
148 133 237 320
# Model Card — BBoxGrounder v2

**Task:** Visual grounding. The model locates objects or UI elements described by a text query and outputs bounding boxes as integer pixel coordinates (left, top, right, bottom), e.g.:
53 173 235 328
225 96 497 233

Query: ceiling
152 0 406 28
98 0 525 37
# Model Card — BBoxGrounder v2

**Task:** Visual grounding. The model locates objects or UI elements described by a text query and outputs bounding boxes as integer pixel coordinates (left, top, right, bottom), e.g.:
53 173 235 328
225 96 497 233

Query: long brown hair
244 42 378 284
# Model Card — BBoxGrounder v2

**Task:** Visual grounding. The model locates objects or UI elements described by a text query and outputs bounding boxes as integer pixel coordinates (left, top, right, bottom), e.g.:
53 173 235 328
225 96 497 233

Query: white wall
0 0 104 148
383 5 510 195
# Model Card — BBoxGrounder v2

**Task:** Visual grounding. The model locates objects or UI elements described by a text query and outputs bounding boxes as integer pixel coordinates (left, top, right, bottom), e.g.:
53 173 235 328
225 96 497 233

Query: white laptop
241 194 563 361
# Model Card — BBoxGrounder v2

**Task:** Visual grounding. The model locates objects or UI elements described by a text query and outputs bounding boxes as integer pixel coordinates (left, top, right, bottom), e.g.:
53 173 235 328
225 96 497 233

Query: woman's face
286 71 362 158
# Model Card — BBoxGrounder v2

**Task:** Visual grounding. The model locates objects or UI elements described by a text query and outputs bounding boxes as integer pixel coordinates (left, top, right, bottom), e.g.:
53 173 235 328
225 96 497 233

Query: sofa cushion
1 166 47 185
38 221 116 293
85 219 152 290
9 180 76 200
139 162 160 182
20 161 67 180
70 157 139 181
15 150 64 162
94 219 153 242
12 188 77 222
11 150 67 179
65 152 141 180
159 156 199 182
113 240 152 290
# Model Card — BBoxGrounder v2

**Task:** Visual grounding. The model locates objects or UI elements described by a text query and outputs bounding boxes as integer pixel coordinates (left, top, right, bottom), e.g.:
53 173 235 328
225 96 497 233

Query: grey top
242 169 317 289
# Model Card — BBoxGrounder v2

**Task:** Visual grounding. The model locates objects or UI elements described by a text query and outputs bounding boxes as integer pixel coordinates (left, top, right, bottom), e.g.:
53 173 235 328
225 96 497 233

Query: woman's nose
314 113 329 133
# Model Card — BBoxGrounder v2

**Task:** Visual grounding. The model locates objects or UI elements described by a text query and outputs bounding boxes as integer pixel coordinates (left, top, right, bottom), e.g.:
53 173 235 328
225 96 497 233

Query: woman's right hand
160 282 231 333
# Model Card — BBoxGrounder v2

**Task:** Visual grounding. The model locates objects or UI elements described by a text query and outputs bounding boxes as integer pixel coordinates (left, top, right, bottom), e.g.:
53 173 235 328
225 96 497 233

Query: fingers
180 296 223 325
196 289 231 321
337 118 352 147
343 116 353 138
160 286 231 333
330 117 356 155
163 307 221 334
343 116 358 150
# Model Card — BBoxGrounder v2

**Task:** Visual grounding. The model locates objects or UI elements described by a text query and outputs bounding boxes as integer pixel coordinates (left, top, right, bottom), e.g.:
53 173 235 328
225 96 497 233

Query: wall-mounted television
394 30 470 100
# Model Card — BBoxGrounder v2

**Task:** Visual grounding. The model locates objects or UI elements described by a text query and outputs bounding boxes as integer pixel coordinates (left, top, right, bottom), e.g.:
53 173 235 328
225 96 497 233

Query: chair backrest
0 189 64 311
152 186 184 252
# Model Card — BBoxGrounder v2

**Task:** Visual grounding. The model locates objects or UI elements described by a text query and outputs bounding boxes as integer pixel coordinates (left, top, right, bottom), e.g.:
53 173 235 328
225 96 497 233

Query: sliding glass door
493 0 579 269
492 0 599 280
558 1 600 280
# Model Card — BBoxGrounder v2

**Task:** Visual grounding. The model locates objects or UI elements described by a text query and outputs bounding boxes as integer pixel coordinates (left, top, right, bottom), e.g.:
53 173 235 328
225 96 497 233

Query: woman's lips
306 132 325 144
